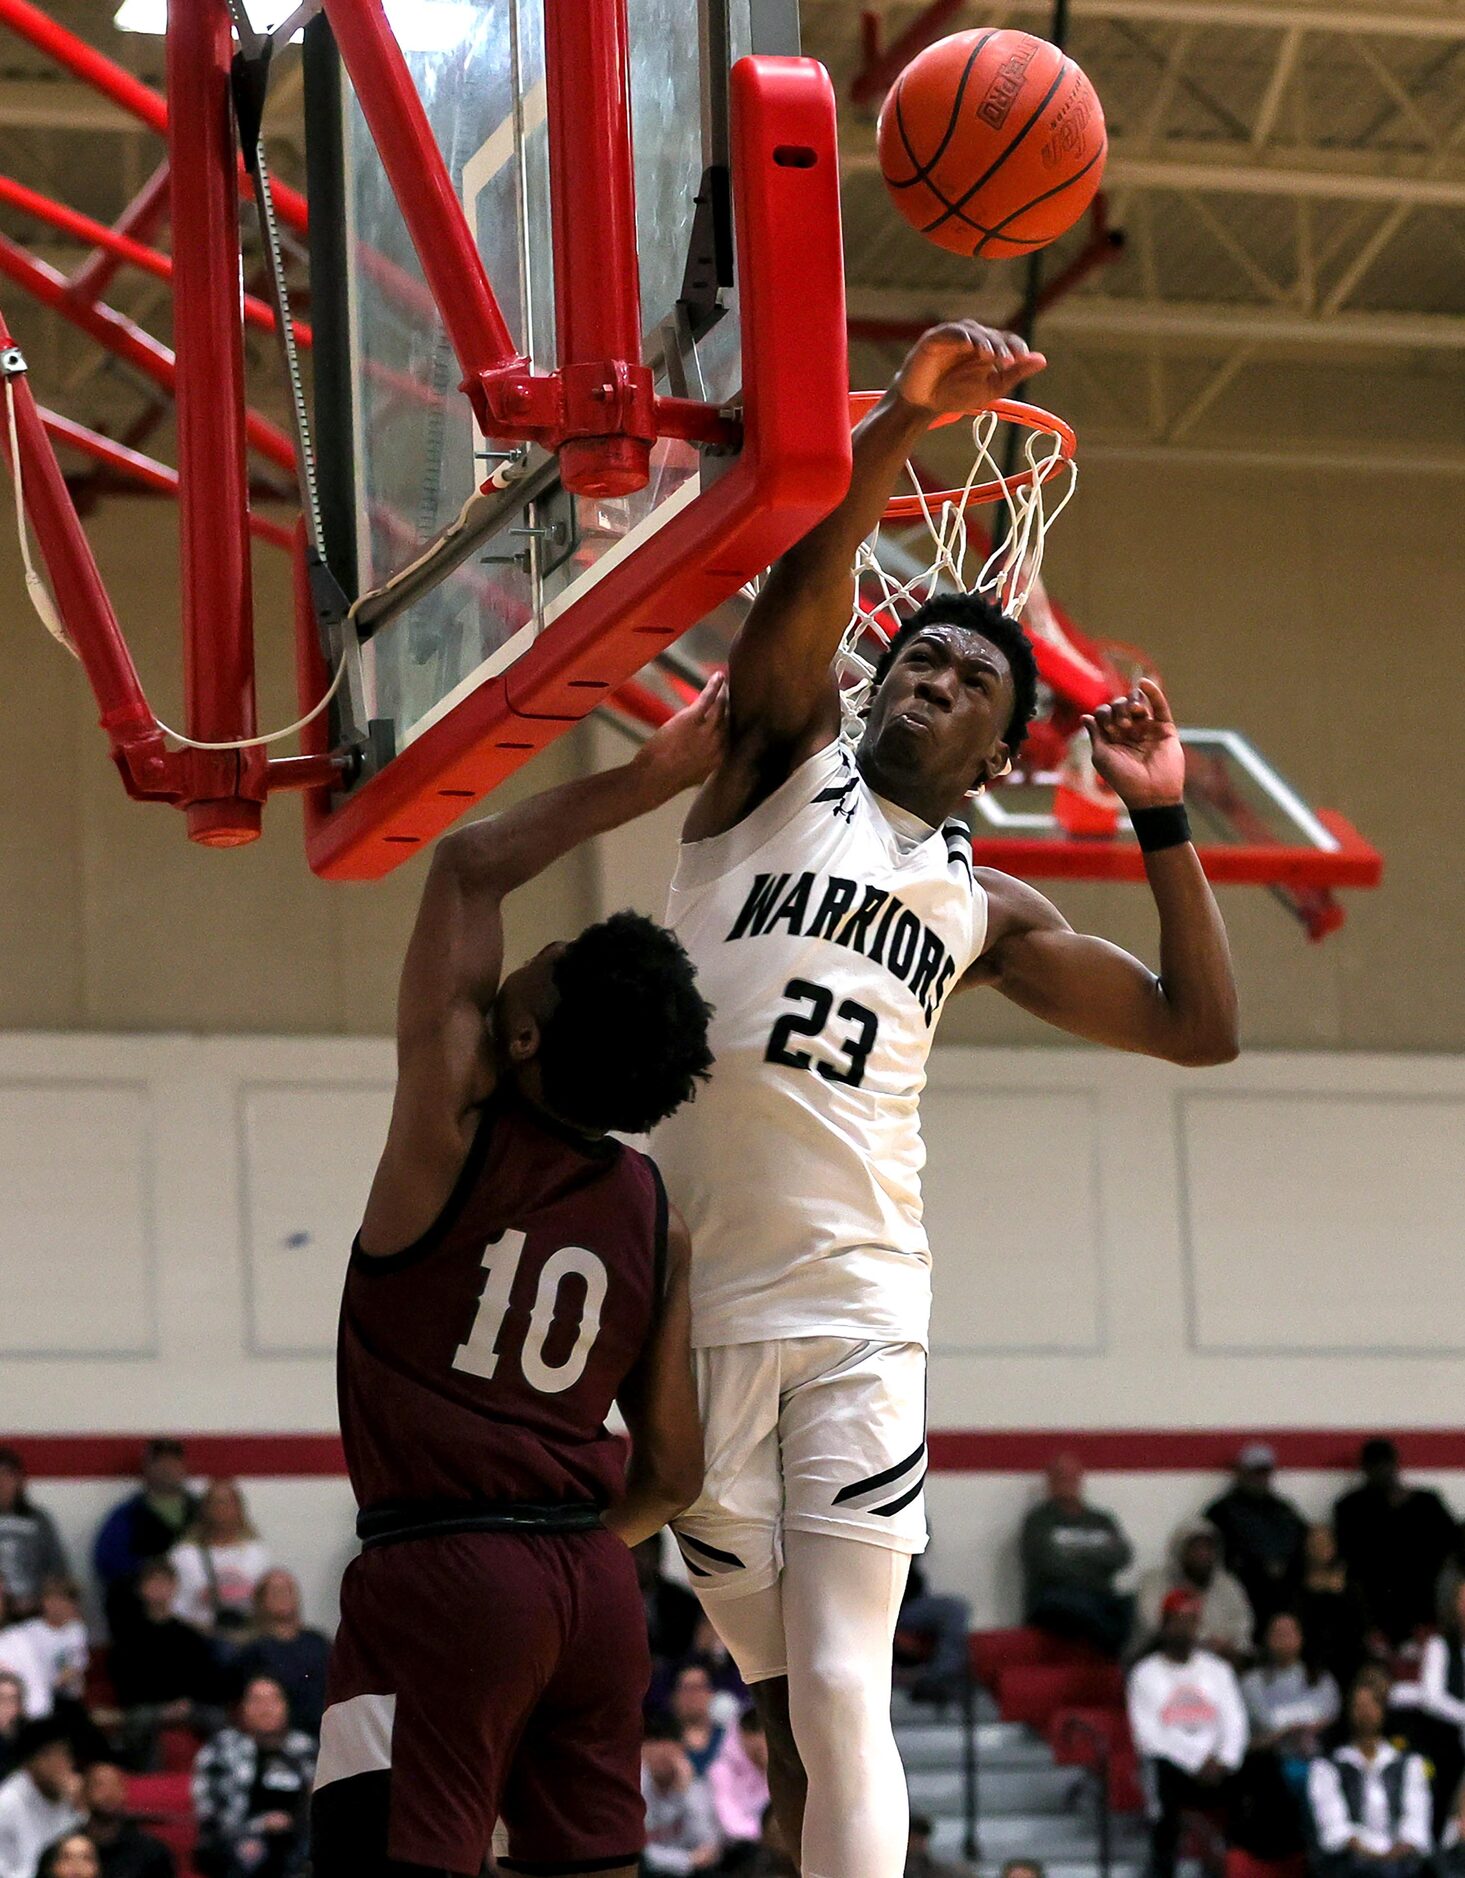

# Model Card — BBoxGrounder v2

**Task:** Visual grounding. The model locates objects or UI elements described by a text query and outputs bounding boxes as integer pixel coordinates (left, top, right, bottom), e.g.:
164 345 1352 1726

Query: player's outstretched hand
894 320 1046 419
631 671 730 803
1082 677 1187 811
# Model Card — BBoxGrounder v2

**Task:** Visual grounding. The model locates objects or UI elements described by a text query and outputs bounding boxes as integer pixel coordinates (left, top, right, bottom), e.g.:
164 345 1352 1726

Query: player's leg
781 1528 911 1878
749 1673 808 1860
672 1343 801 1848
497 1529 650 1875
778 1338 930 1878
311 1536 556 1878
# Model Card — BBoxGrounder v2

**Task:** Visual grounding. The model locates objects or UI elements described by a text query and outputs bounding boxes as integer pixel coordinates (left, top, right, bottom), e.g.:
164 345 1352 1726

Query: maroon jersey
338 1091 666 1516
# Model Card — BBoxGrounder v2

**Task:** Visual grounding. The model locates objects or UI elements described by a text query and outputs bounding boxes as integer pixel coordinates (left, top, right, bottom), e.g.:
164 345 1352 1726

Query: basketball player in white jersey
651 322 1240 1878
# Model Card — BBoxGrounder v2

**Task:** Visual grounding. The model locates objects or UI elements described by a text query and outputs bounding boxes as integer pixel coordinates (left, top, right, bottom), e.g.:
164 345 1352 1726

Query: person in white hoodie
1128 1590 1249 1878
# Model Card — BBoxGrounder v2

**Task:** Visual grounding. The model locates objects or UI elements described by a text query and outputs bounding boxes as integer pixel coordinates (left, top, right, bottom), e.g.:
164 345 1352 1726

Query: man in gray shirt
1021 1455 1135 1657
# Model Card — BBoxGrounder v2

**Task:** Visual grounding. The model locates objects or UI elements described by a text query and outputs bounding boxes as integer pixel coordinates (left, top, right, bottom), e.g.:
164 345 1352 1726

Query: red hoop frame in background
0 0 852 871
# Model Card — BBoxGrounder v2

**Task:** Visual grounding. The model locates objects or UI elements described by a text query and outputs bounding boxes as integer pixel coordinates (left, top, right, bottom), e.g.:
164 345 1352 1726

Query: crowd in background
3 1435 1465 1877
1007 1437 1465 1878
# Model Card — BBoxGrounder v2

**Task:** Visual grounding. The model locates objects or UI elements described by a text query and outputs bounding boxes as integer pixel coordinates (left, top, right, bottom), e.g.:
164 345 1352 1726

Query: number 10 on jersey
453 1229 608 1396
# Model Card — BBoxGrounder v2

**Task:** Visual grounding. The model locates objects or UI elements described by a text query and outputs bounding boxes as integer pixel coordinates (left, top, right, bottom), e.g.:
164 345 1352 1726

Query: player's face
861 625 1015 813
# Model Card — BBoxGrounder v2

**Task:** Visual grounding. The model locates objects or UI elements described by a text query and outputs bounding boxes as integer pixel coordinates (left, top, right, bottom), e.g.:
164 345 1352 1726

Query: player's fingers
1137 675 1173 723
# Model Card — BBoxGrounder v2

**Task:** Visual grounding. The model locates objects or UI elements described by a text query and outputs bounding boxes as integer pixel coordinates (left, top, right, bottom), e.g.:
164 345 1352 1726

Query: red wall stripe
5 1429 1465 1480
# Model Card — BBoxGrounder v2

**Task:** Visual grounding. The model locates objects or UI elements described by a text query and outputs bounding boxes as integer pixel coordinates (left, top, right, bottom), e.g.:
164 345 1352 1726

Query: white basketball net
836 407 1077 744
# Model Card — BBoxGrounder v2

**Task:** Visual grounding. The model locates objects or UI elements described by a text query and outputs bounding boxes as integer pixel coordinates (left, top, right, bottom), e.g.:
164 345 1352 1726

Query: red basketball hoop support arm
168 0 260 846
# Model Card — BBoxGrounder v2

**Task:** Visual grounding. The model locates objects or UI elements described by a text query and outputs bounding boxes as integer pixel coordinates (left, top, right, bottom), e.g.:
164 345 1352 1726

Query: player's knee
794 1653 886 1732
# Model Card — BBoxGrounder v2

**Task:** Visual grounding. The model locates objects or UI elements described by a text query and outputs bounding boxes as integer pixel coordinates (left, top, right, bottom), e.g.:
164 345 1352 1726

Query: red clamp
469 356 657 498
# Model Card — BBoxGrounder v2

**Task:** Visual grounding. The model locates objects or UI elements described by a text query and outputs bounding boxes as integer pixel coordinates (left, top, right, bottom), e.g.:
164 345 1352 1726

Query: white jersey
652 738 988 1349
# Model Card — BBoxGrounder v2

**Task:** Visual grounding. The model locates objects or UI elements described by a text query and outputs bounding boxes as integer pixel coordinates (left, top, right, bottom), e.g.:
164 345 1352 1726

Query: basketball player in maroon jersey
310 678 727 1878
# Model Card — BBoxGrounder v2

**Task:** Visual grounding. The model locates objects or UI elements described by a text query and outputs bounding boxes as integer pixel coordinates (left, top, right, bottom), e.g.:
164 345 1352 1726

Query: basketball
877 28 1108 259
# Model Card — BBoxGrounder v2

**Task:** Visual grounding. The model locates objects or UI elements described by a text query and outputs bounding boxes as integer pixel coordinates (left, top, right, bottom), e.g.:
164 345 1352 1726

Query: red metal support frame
0 318 160 772
543 0 653 497
40 407 294 553
0 235 297 472
320 0 520 390
850 0 966 108
167 0 259 847
0 0 310 237
0 176 311 346
67 160 172 308
303 55 853 878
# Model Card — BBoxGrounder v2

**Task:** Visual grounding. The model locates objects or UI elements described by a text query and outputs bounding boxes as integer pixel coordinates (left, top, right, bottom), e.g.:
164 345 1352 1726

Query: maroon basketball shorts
310 1527 650 1877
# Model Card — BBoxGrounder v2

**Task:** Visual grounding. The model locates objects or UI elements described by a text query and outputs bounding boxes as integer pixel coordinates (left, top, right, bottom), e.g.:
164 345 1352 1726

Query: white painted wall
1 1033 1460 1624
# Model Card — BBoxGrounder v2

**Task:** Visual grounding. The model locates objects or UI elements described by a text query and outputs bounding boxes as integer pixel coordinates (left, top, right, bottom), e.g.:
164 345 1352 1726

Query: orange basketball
877 29 1107 260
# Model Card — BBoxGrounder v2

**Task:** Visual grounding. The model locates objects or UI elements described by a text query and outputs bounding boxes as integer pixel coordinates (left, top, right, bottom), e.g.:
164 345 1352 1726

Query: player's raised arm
360 678 727 1253
686 322 1045 841
604 1206 703 1549
967 680 1240 1066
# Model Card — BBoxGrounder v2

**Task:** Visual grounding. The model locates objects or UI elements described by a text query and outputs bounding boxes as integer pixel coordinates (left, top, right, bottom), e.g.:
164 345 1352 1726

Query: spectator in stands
1242 1611 1340 1773
1296 1525 1371 1683
0 1454 67 1622
191 1676 314 1878
80 1763 176 1878
230 1574 328 1739
1137 1523 1254 1664
670 1662 725 1778
34 1834 101 1878
93 1443 197 1637
0 1677 22 1782
1416 1577 1465 1819
1128 1590 1249 1878
0 1580 89 1720
101 1558 221 1770
707 1710 770 1869
640 1715 720 1873
899 1556 974 1704
1334 1441 1455 1647
1307 1677 1431 1878
170 1483 271 1640
636 1538 701 1668
904 1812 974 1875
1022 1453 1134 1659
0 1718 82 1878
1204 1445 1308 1638
999 1863 1045 1878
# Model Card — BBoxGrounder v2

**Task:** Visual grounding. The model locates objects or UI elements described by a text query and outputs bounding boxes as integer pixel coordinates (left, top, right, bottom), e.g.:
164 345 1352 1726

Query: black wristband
1130 802 1191 853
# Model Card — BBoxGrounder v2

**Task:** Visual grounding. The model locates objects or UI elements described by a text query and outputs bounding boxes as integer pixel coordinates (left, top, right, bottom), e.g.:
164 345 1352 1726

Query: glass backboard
305 0 796 779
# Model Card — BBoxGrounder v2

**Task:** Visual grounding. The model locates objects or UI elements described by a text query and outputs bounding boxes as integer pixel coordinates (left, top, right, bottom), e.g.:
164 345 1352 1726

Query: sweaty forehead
904 622 1011 674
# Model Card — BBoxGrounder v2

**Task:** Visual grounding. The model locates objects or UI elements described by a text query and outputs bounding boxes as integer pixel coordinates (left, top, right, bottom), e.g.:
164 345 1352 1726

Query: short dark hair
872 592 1040 759
1361 1437 1398 1469
538 911 714 1135
643 1712 682 1744
910 1814 934 1838
0 1448 22 1473
145 1437 185 1461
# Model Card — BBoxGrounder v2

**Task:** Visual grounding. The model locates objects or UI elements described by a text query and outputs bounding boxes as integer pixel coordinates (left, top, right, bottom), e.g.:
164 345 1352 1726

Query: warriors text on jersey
651 738 988 1350
337 1091 667 1516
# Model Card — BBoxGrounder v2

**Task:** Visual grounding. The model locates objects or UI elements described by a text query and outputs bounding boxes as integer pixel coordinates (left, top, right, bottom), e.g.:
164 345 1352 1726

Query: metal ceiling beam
0 80 137 132
843 143 1465 206
947 1 1465 38
847 288 1465 349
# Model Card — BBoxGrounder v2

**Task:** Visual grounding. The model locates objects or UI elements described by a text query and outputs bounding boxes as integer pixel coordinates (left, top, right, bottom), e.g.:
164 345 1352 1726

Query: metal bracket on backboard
678 165 735 335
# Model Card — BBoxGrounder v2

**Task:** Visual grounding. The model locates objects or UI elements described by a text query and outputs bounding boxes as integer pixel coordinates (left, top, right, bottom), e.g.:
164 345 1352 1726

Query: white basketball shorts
673 1337 929 1603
